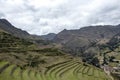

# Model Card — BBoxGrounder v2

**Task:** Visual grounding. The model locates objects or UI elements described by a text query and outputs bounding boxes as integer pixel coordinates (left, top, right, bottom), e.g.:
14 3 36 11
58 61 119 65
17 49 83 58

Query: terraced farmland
0 60 111 80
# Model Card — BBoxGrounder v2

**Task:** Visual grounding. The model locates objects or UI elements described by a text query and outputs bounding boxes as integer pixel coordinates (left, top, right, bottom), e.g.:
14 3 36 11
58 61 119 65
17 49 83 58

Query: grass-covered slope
0 29 34 52
0 29 69 70
0 61 111 80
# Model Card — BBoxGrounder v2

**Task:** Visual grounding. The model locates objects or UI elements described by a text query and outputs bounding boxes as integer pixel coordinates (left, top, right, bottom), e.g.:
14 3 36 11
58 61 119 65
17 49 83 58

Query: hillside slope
0 19 32 39
41 33 56 40
0 29 74 71
0 29 34 52
53 25 120 55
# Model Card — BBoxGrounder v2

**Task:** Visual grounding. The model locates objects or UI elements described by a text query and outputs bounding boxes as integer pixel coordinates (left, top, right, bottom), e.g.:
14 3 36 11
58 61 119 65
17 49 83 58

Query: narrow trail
103 65 114 80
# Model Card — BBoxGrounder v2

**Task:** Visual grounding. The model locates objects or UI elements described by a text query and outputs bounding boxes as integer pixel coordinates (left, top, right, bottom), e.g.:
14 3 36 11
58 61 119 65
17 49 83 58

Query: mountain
0 19 35 39
53 25 120 55
0 18 56 47
0 18 43 41
41 33 56 40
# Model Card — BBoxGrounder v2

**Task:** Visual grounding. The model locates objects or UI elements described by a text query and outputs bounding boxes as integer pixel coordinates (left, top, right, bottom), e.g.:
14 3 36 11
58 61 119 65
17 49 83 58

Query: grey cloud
0 13 5 18
0 0 120 35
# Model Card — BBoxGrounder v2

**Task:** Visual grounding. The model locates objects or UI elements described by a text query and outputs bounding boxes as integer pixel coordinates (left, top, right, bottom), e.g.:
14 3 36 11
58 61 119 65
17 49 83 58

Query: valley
0 19 120 80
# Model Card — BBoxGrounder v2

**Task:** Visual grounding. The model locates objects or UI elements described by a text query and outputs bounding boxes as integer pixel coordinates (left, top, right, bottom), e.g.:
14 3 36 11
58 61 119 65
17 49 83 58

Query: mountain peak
0 18 31 39
0 18 12 27
63 29 67 31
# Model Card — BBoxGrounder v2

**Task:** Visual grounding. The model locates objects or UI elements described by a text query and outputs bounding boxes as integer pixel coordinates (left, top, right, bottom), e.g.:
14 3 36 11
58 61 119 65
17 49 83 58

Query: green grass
0 61 111 80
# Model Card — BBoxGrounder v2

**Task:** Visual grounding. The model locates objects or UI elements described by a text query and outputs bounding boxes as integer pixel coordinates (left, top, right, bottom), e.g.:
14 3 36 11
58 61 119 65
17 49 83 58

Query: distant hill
41 33 56 40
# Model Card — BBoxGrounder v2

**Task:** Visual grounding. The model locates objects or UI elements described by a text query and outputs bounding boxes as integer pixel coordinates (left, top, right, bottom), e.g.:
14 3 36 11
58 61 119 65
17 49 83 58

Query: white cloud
27 0 67 8
0 0 120 35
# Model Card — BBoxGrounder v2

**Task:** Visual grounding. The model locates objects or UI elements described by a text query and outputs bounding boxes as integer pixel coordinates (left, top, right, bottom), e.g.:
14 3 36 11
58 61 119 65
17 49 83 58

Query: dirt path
103 65 114 80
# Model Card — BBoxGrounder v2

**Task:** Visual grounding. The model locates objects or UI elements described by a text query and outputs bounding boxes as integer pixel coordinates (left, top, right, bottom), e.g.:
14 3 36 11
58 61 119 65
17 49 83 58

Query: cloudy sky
0 0 120 35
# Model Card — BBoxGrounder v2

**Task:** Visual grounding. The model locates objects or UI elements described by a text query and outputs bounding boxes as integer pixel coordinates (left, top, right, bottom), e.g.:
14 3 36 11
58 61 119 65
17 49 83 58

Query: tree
109 56 115 62
91 57 100 67
26 55 45 68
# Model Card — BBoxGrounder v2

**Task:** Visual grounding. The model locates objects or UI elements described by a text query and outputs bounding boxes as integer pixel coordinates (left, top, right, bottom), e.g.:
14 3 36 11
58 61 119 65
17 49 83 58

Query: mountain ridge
0 19 43 40
0 19 32 39
52 24 120 55
41 33 56 40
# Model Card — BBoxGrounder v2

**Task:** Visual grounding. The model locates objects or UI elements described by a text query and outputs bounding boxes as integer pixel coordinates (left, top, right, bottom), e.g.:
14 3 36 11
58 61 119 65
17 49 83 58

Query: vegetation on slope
0 60 111 80
0 29 73 71
0 26 114 80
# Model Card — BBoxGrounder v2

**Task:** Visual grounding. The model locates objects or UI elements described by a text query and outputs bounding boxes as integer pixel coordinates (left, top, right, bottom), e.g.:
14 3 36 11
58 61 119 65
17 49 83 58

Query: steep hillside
95 32 120 79
53 25 120 55
0 19 32 39
0 29 34 52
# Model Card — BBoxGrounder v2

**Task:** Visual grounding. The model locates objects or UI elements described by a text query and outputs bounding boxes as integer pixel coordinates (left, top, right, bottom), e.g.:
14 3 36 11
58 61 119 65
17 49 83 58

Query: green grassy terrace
0 60 111 80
